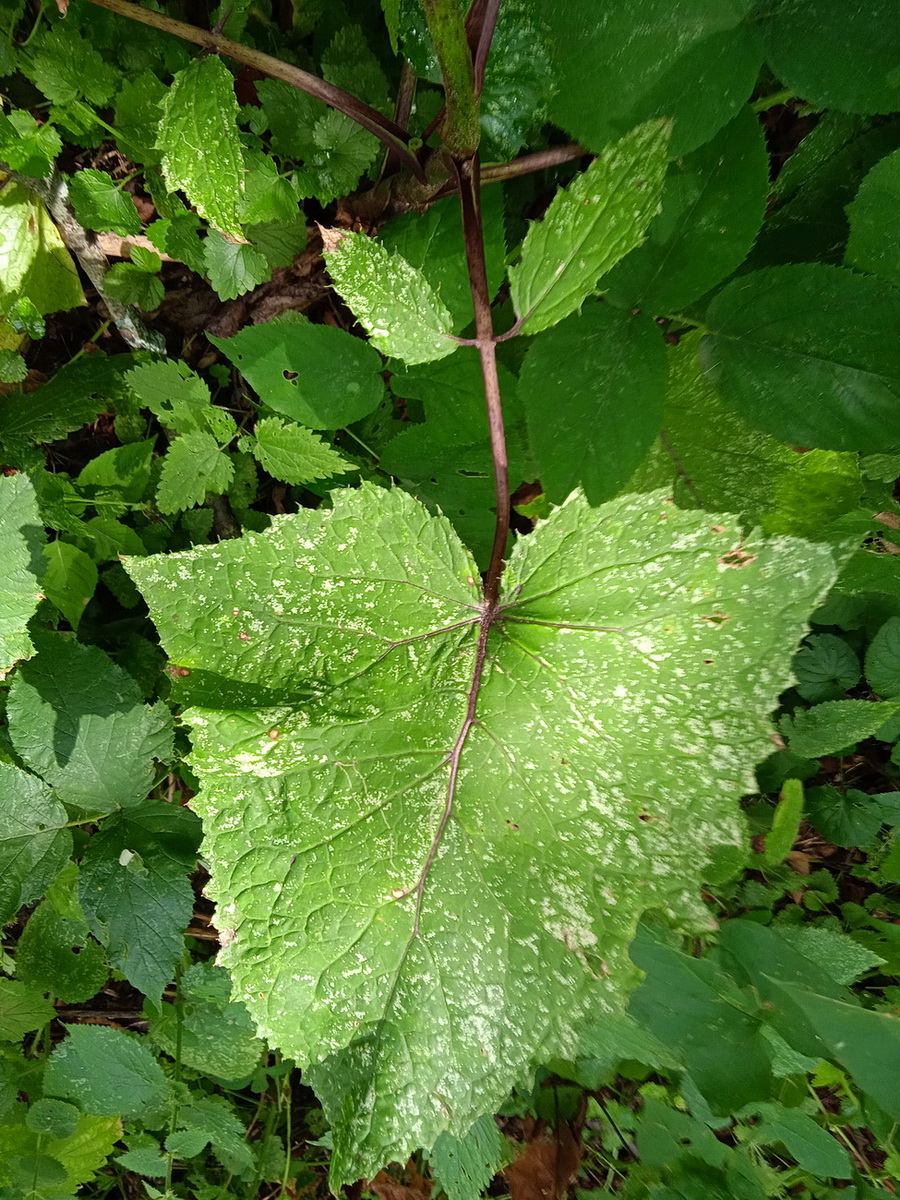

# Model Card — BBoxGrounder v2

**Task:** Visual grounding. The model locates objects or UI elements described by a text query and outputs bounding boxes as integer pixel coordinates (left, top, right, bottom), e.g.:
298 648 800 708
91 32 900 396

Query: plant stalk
77 0 426 181
421 0 481 156
455 155 509 607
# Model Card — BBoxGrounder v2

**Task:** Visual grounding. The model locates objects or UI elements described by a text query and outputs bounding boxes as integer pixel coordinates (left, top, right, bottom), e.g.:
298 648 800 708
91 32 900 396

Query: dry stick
78 0 426 183
455 154 509 608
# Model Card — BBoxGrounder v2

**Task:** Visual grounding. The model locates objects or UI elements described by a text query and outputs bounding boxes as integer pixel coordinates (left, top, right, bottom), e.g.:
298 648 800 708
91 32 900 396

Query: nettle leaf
127 485 838 1181
157 432 235 515
78 803 201 1002
45 1025 169 1122
26 28 118 107
103 262 164 312
295 110 379 204
0 762 71 925
203 232 270 302
379 188 506 334
147 960 263 1082
246 418 351 485
147 211 206 274
157 55 244 240
793 633 860 703
845 148 900 288
701 264 900 452
7 634 173 814
210 316 385 428
804 786 885 848
761 0 900 115
0 110 62 178
0 473 45 675
68 170 141 237
537 0 762 157
603 106 769 315
781 699 900 758
518 301 667 504
322 229 457 365
509 121 670 335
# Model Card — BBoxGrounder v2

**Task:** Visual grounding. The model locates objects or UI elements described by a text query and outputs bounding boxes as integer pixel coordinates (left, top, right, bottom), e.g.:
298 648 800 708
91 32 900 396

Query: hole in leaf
282 370 298 382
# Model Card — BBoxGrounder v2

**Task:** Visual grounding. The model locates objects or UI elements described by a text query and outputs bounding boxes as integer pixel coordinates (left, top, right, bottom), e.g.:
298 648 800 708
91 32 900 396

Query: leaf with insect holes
157 56 244 240
127 484 838 1183
508 120 670 334
322 229 457 365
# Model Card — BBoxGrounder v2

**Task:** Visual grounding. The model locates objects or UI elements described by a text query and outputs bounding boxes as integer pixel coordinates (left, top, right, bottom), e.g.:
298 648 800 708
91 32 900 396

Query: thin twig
481 143 587 183
77 0 426 181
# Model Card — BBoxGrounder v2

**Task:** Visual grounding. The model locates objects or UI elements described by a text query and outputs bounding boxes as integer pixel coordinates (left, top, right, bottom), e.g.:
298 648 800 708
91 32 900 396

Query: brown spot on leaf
239 631 250 640
701 612 729 625
167 665 191 678
719 547 757 569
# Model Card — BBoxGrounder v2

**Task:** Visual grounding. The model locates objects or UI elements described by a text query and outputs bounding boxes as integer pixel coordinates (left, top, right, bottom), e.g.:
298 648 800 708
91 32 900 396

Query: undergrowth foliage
1 1 900 1198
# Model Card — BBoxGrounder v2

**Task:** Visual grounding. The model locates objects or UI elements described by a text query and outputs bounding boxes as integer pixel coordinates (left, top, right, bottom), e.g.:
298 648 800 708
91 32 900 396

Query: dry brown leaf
505 1117 582 1200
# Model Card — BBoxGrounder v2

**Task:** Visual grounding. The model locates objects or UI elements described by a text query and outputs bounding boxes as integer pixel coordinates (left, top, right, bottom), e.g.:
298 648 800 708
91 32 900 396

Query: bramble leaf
845 148 900 288
0 472 44 674
7 634 173 814
322 229 457 365
509 121 670 334
157 55 244 240
0 762 71 925
127 485 838 1181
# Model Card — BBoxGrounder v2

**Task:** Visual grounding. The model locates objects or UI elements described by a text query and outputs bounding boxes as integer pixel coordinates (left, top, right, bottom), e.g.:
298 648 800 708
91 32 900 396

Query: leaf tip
318 224 348 256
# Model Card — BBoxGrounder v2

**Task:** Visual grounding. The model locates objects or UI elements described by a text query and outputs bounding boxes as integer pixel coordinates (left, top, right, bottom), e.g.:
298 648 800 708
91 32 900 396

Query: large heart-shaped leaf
127 485 838 1182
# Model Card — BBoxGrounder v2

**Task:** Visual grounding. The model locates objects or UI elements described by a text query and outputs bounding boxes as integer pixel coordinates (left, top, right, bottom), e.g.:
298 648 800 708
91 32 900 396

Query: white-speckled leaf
157 56 244 241
509 120 670 334
0 473 45 675
322 230 457 365
125 486 839 1184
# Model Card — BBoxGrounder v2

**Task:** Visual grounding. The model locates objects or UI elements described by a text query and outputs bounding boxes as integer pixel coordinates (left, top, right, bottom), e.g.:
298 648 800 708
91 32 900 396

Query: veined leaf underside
126 485 839 1178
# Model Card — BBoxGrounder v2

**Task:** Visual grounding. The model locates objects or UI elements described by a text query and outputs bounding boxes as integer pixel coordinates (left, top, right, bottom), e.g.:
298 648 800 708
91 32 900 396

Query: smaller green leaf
16 902 108 1004
750 1104 852 1180
845 148 900 287
104 262 164 311
772 926 885 987
604 106 768 315
322 228 456 365
0 110 62 178
247 418 350 484
210 315 385 429
26 1098 81 1140
782 698 900 758
0 349 27 384
26 28 118 106
127 358 212 437
157 55 244 239
42 541 98 630
866 616 900 698
7 633 174 813
68 170 141 237
0 762 72 924
169 1095 254 1175
44 1025 169 1121
765 980 900 1120
630 926 772 1114
509 120 671 334
701 264 900 452
157 432 235 514
246 216 307 271
146 212 206 274
322 24 391 112
115 72 166 166
240 151 301 225
295 110 379 203
764 779 804 866
115 1142 168 1177
518 302 666 504
0 979 55 1042
427 1115 506 1200
793 633 860 703
77 440 155 506
805 786 886 847
148 961 263 1082
130 246 161 274
0 472 44 674
203 231 270 301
